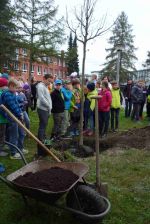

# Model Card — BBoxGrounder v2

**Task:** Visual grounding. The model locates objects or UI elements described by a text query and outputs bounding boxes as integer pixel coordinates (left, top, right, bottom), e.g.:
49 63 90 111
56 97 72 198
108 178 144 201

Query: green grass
0 109 150 224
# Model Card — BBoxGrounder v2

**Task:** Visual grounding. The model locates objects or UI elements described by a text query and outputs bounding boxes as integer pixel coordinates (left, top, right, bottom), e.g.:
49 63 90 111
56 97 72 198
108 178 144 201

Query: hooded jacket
98 89 112 112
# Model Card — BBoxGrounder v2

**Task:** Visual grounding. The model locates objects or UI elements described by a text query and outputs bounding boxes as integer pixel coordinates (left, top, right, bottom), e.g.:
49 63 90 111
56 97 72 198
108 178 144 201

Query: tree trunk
79 41 87 146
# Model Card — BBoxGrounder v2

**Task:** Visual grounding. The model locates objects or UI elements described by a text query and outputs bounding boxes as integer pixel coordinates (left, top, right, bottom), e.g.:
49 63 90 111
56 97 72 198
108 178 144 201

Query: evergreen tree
14 0 65 80
102 11 137 82
0 0 18 70
72 35 79 74
143 51 150 68
66 33 79 75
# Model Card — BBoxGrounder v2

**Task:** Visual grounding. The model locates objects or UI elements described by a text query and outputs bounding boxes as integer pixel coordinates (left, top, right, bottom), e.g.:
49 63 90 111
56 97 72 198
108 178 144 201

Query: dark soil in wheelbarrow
13 167 78 192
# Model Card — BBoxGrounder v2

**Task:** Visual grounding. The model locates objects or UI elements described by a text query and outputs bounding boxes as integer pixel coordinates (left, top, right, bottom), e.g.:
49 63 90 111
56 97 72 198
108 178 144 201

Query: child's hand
73 106 78 110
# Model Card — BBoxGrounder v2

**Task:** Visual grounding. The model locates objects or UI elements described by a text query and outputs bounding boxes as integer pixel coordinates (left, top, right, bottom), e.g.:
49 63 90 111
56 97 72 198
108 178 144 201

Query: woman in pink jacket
98 81 112 138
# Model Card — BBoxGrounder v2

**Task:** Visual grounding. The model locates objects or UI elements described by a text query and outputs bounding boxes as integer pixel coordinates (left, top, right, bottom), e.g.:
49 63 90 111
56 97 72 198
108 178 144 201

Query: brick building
8 48 67 81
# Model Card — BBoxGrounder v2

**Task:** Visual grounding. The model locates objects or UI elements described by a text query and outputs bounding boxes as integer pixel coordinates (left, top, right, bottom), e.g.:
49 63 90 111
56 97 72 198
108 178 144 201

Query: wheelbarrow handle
0 175 14 189
5 141 27 165
0 104 60 162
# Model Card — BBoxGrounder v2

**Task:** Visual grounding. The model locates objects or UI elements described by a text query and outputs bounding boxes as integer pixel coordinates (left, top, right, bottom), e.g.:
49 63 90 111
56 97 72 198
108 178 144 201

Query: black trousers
111 108 120 130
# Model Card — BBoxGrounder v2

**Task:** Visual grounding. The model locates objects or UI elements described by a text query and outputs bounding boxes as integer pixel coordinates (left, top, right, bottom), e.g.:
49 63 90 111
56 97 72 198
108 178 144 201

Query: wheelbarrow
0 105 111 223
0 142 111 224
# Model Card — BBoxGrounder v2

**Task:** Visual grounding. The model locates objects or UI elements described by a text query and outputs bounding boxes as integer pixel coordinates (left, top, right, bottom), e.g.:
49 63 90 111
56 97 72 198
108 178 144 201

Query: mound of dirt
84 126 150 150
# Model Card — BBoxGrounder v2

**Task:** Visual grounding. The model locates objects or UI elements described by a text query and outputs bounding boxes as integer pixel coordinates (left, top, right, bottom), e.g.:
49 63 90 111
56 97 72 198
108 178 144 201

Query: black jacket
51 89 64 113
123 83 133 99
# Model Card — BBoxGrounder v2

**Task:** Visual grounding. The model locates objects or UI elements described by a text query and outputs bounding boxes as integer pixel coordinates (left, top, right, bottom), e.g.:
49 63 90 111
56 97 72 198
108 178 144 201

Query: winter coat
123 83 133 99
61 87 72 110
98 89 112 112
0 89 23 121
86 89 98 111
0 89 8 124
111 88 122 109
70 88 81 112
131 84 143 104
36 82 52 113
16 92 28 112
51 89 64 113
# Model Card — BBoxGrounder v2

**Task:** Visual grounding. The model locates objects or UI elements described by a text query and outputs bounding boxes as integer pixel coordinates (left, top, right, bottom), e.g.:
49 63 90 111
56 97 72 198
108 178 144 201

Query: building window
37 66 42 75
44 68 48 74
13 62 19 71
31 65 35 73
22 48 27 56
15 48 19 54
22 63 27 72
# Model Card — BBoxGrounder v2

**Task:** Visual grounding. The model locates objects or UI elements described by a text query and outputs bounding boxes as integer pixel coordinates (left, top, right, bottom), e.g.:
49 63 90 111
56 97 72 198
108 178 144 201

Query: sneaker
75 130 79 136
0 164 5 173
87 131 94 136
22 149 29 154
70 131 76 137
0 151 8 157
61 134 72 139
10 153 22 160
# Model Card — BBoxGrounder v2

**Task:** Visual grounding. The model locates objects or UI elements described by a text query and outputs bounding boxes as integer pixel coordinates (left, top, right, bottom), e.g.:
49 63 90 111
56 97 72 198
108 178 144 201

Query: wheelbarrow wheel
66 184 106 224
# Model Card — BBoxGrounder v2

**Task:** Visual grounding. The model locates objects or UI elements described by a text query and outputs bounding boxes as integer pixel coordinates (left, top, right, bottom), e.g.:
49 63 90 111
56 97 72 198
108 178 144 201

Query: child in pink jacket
98 81 112 138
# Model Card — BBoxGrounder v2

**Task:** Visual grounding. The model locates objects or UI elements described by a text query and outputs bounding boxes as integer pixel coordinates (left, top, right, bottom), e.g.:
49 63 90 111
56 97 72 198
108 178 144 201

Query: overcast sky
56 0 150 74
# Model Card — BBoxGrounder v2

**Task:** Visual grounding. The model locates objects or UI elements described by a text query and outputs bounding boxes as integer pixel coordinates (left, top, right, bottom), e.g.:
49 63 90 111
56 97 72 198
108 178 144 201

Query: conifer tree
102 11 137 82
0 0 18 70
14 0 64 80
66 33 79 75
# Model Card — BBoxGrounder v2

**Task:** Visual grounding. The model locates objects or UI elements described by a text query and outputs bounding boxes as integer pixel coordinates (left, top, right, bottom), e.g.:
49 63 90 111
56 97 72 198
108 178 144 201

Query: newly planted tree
67 0 111 145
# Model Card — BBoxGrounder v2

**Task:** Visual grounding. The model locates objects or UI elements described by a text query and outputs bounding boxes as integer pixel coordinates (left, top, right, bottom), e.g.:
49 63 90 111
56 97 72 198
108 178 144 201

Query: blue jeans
18 126 26 150
125 98 132 117
23 111 30 129
88 111 94 131
7 122 18 156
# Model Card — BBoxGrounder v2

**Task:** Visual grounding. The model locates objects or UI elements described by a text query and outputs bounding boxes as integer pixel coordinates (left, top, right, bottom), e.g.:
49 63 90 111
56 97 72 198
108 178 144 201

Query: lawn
0 109 150 224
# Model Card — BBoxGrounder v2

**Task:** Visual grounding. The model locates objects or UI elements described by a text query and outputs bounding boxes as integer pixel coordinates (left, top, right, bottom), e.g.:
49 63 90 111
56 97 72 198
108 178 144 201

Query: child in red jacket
98 81 112 138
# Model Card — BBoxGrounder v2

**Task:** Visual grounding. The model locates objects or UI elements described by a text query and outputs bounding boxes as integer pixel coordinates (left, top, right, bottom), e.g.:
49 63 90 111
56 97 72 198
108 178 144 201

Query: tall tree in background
14 0 64 81
102 11 137 82
67 0 111 145
143 51 150 68
72 35 79 74
0 0 18 70
66 32 79 75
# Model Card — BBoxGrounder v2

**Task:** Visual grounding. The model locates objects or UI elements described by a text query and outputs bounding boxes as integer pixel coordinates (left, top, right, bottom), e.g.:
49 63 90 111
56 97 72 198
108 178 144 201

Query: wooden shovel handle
0 104 60 162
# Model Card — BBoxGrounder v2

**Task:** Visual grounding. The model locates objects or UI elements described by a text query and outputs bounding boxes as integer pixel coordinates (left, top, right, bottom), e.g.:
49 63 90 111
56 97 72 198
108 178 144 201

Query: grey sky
56 0 150 73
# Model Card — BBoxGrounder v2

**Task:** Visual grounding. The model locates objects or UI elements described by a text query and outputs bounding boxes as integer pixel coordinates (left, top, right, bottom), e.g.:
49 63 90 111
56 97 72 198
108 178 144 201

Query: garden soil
13 167 78 192
84 126 150 151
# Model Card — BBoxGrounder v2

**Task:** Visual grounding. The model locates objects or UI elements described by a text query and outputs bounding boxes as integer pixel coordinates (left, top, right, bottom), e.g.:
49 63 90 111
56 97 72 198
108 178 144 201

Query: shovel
0 104 60 162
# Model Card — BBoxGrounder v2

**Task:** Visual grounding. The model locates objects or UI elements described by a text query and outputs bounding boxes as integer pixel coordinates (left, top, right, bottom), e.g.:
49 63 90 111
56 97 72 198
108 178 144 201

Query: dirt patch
84 126 150 151
13 167 78 192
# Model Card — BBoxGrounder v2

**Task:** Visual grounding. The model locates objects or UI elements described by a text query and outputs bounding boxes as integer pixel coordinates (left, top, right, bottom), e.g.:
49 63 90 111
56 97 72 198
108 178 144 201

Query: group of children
0 72 124 159
0 77 30 159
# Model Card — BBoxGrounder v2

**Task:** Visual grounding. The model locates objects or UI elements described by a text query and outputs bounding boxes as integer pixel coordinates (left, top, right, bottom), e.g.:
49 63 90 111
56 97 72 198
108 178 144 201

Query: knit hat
87 82 95 91
23 83 30 90
64 79 72 85
0 77 8 87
